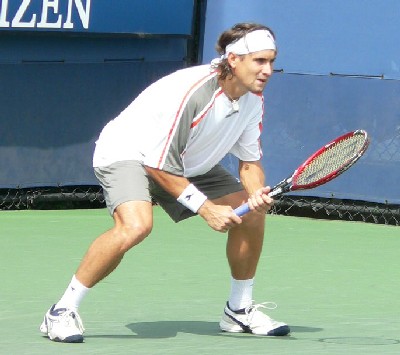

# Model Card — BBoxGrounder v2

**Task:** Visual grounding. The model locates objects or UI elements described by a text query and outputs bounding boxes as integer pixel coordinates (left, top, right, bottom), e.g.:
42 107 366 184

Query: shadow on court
84 321 322 339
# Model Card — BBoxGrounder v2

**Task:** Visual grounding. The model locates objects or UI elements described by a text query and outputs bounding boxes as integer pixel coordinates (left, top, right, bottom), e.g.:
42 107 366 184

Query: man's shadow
86 321 322 340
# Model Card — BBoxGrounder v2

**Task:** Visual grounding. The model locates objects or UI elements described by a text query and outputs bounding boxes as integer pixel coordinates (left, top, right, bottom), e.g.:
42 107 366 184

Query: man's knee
115 222 152 252
112 201 153 251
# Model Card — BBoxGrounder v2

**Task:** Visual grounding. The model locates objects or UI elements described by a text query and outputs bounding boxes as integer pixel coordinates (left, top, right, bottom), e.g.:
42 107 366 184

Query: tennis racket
234 129 370 217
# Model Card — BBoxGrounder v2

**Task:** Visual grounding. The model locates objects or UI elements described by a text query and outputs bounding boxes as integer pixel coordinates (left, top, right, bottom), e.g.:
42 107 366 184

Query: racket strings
296 135 366 185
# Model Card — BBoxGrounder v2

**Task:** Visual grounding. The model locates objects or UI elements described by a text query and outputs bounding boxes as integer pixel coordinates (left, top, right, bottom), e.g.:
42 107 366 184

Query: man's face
229 49 277 94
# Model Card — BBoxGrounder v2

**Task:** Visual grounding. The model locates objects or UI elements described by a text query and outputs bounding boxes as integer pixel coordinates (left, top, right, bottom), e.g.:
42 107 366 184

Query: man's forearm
238 160 265 195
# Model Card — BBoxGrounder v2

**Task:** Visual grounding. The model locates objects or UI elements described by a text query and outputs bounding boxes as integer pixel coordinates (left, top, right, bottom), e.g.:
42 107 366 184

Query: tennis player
40 22 290 342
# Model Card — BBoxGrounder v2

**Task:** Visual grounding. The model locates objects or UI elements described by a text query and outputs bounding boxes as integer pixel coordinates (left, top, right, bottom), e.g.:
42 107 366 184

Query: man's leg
211 190 264 279
226 209 265 279
40 200 153 343
213 191 290 336
76 200 153 287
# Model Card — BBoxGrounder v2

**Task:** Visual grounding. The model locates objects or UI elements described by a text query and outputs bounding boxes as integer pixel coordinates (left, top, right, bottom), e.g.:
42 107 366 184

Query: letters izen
0 0 91 29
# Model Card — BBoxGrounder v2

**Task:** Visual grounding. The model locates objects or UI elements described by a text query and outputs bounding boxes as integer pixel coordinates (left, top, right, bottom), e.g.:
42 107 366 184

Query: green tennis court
1 207 399 354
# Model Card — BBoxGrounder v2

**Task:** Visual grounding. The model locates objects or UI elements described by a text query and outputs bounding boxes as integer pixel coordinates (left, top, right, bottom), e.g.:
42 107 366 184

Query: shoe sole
257 324 290 336
219 319 245 333
220 320 290 336
52 334 84 343
41 321 84 343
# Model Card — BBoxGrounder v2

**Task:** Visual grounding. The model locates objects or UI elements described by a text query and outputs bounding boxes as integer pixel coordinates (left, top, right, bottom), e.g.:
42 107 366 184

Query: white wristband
177 183 207 213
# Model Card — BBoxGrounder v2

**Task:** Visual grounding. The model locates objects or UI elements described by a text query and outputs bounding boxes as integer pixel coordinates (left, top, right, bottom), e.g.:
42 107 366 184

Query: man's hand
197 200 242 233
246 186 274 214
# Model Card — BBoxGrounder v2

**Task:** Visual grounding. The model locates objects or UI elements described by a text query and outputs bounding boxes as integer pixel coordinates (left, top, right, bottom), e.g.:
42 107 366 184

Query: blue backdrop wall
1 0 399 205
0 0 196 188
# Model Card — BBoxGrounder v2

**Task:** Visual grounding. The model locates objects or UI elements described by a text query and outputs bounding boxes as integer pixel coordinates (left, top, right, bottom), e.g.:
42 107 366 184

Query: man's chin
250 87 265 94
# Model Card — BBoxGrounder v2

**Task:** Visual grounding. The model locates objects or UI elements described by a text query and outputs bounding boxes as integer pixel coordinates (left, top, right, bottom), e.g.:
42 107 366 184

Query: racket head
291 130 370 191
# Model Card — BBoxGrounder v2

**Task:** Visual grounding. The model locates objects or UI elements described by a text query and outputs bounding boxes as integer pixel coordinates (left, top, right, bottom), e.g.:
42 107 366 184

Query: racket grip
233 203 250 217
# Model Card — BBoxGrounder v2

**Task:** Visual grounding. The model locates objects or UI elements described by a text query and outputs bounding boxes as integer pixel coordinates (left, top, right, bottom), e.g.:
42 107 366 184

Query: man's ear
227 52 239 69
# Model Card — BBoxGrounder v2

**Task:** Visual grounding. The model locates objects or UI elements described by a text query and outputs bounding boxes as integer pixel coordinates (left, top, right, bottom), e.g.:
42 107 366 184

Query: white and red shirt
93 64 264 178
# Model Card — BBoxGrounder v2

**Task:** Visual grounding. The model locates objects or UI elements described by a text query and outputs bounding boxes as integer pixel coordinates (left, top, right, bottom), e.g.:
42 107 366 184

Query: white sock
55 275 89 311
228 277 254 311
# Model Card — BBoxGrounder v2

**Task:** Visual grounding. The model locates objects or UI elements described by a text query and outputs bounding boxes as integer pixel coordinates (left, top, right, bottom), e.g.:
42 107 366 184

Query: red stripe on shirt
190 89 223 128
258 95 265 157
156 72 217 169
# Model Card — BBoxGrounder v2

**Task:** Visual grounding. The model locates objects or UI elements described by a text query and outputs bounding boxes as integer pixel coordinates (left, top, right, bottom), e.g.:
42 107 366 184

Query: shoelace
245 301 277 322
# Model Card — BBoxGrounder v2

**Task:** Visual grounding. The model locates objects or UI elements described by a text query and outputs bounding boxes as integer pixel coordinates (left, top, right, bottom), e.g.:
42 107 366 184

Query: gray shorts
94 160 244 222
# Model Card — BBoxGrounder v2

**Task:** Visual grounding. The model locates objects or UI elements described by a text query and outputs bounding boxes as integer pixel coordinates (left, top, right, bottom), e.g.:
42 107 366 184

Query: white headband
223 29 276 58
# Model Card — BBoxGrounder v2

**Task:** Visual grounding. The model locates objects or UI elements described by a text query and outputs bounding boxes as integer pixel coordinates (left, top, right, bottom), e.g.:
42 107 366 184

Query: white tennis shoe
220 302 290 336
40 305 85 343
